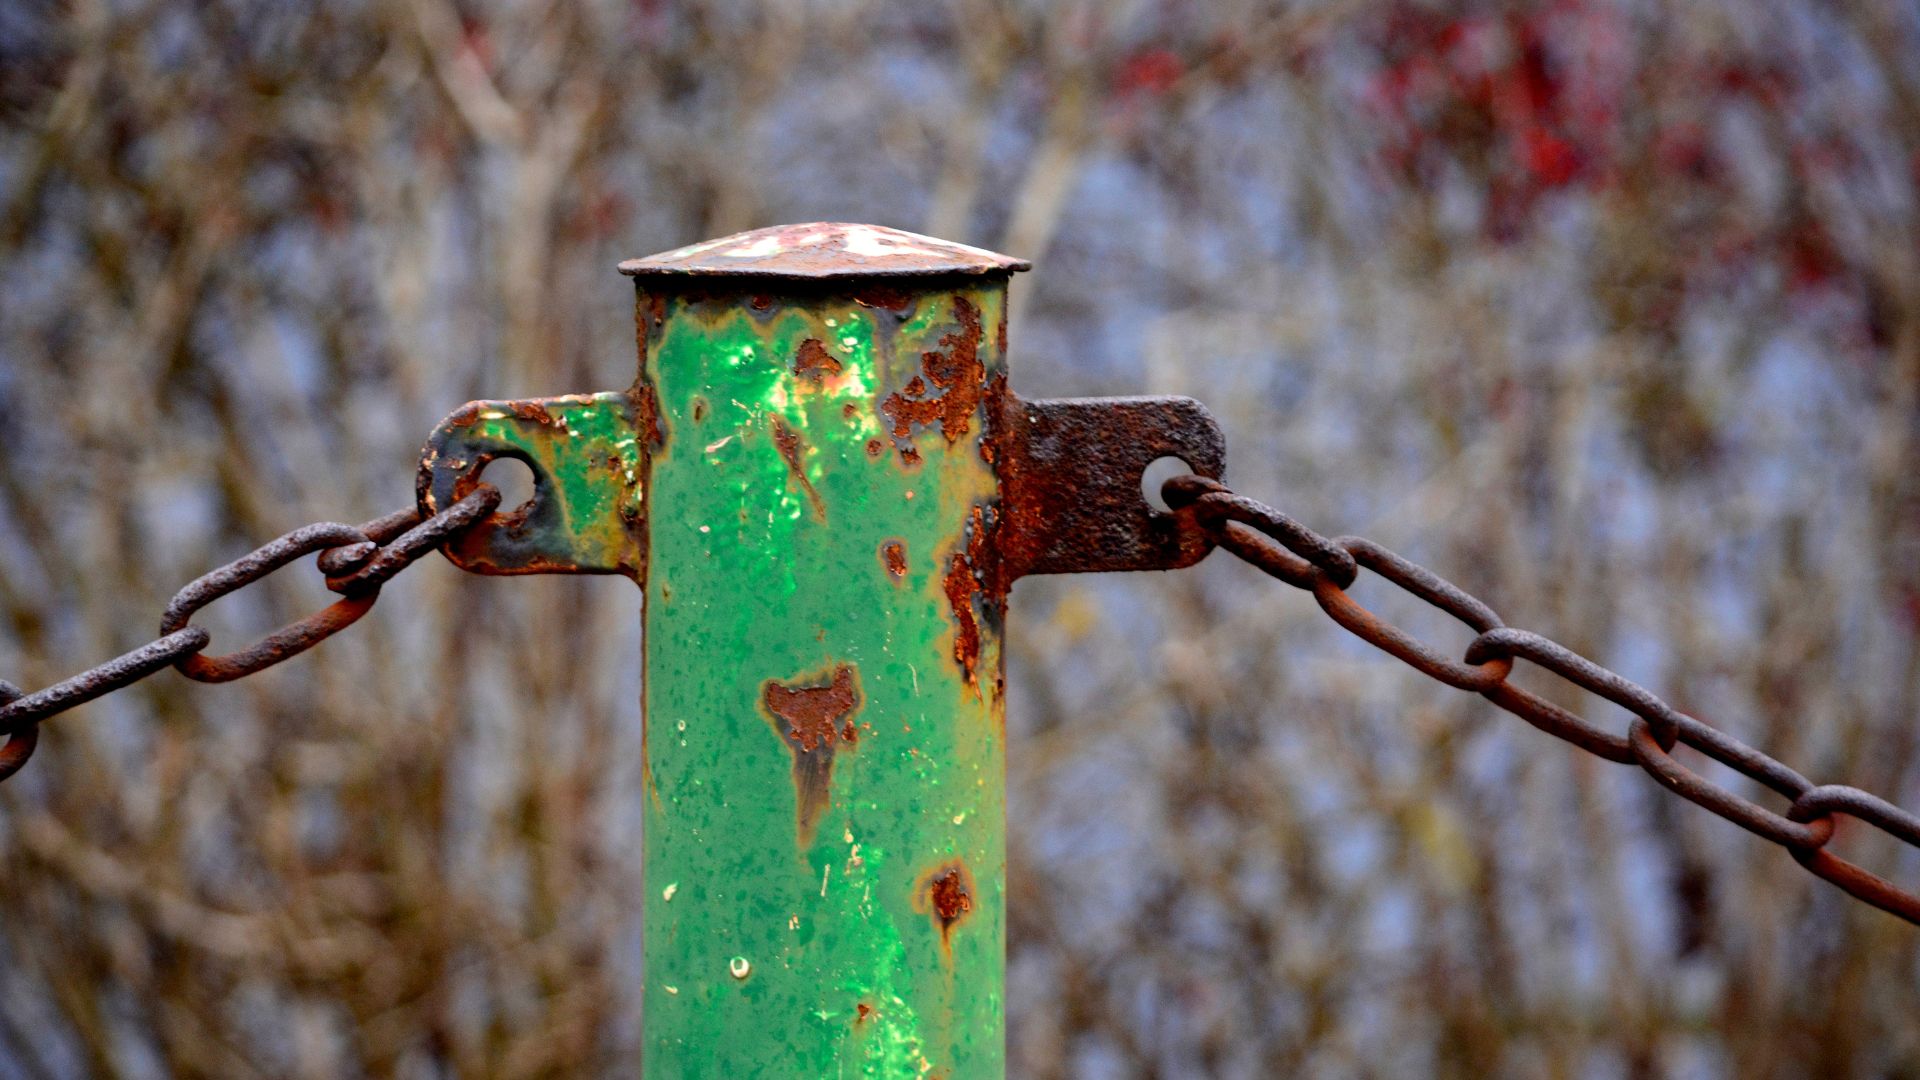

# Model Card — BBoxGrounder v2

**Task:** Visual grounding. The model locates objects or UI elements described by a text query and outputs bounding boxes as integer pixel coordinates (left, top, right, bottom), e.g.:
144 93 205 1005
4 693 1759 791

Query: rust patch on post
762 664 862 850
630 379 667 452
853 283 914 310
881 540 908 583
940 504 1005 694
942 554 981 688
912 859 976 958
793 338 844 382
879 296 985 466
979 372 1007 466
508 399 556 426
769 416 826 520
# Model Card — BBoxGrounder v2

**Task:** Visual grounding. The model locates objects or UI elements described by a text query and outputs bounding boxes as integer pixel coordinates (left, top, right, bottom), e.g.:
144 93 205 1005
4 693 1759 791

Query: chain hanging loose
0 484 501 783
1163 474 1920 926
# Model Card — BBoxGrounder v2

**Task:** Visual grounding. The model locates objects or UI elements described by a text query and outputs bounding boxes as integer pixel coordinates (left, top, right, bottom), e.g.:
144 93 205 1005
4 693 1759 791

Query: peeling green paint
640 281 1007 1077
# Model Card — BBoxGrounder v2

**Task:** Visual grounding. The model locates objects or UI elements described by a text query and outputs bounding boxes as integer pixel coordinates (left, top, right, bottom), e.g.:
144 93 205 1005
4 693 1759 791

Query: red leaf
1115 48 1183 96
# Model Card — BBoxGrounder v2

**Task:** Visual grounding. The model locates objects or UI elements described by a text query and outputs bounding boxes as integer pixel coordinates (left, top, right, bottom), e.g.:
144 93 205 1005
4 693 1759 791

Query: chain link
0 484 501 783
9 464 1916 925
1164 474 1920 925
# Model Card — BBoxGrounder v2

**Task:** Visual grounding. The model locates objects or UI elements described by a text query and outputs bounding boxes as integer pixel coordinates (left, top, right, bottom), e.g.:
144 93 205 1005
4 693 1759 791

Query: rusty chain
1163 474 1920 926
0 484 502 783
7 462 1915 926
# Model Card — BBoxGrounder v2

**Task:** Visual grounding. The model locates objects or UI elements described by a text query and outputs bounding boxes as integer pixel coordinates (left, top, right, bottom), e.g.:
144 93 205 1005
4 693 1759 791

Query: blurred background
3 0 1919 1076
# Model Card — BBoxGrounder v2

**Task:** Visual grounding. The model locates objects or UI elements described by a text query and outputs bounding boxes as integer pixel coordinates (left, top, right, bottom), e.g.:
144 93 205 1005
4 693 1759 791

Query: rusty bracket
999 394 1226 579
418 387 1223 583
417 390 653 579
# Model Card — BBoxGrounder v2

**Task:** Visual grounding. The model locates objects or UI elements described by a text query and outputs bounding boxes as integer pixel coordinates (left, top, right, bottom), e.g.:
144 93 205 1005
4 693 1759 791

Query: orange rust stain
762 664 862 850
865 438 885 458
913 859 976 959
853 283 913 310
855 1002 873 1024
940 504 1005 693
508 400 555 425
842 401 859 420
881 540 908 583
931 870 971 924
879 296 986 467
978 372 1007 465
635 298 650 373
635 294 667 395
769 416 826 520
942 554 981 688
794 337 845 382
634 381 667 450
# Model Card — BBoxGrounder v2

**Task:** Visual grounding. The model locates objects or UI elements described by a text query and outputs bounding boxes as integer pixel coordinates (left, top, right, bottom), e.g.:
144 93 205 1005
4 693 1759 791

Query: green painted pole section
418 226 1032 1077
419 223 1223 1078
638 278 1009 1076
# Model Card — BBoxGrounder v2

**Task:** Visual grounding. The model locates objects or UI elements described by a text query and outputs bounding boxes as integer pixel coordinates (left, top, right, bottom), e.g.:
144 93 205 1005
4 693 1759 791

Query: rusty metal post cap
617 222 1031 280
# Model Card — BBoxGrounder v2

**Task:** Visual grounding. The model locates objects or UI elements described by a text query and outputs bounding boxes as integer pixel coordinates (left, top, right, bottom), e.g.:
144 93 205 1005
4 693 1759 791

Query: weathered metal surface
638 273 1010 1077
997 396 1223 578
0 631 209 779
0 683 33 782
618 222 1031 280
156 488 502 683
159 522 379 681
417 224 1231 1074
419 393 651 578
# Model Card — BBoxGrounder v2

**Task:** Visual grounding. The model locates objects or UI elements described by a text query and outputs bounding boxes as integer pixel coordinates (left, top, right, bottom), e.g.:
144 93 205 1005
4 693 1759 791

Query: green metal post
417 223 1224 1078
425 224 1023 1077
629 226 1018 1078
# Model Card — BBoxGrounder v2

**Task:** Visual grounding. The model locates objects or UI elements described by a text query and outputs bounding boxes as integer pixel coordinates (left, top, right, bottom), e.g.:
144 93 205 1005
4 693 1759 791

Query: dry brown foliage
2 1 1918 1076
